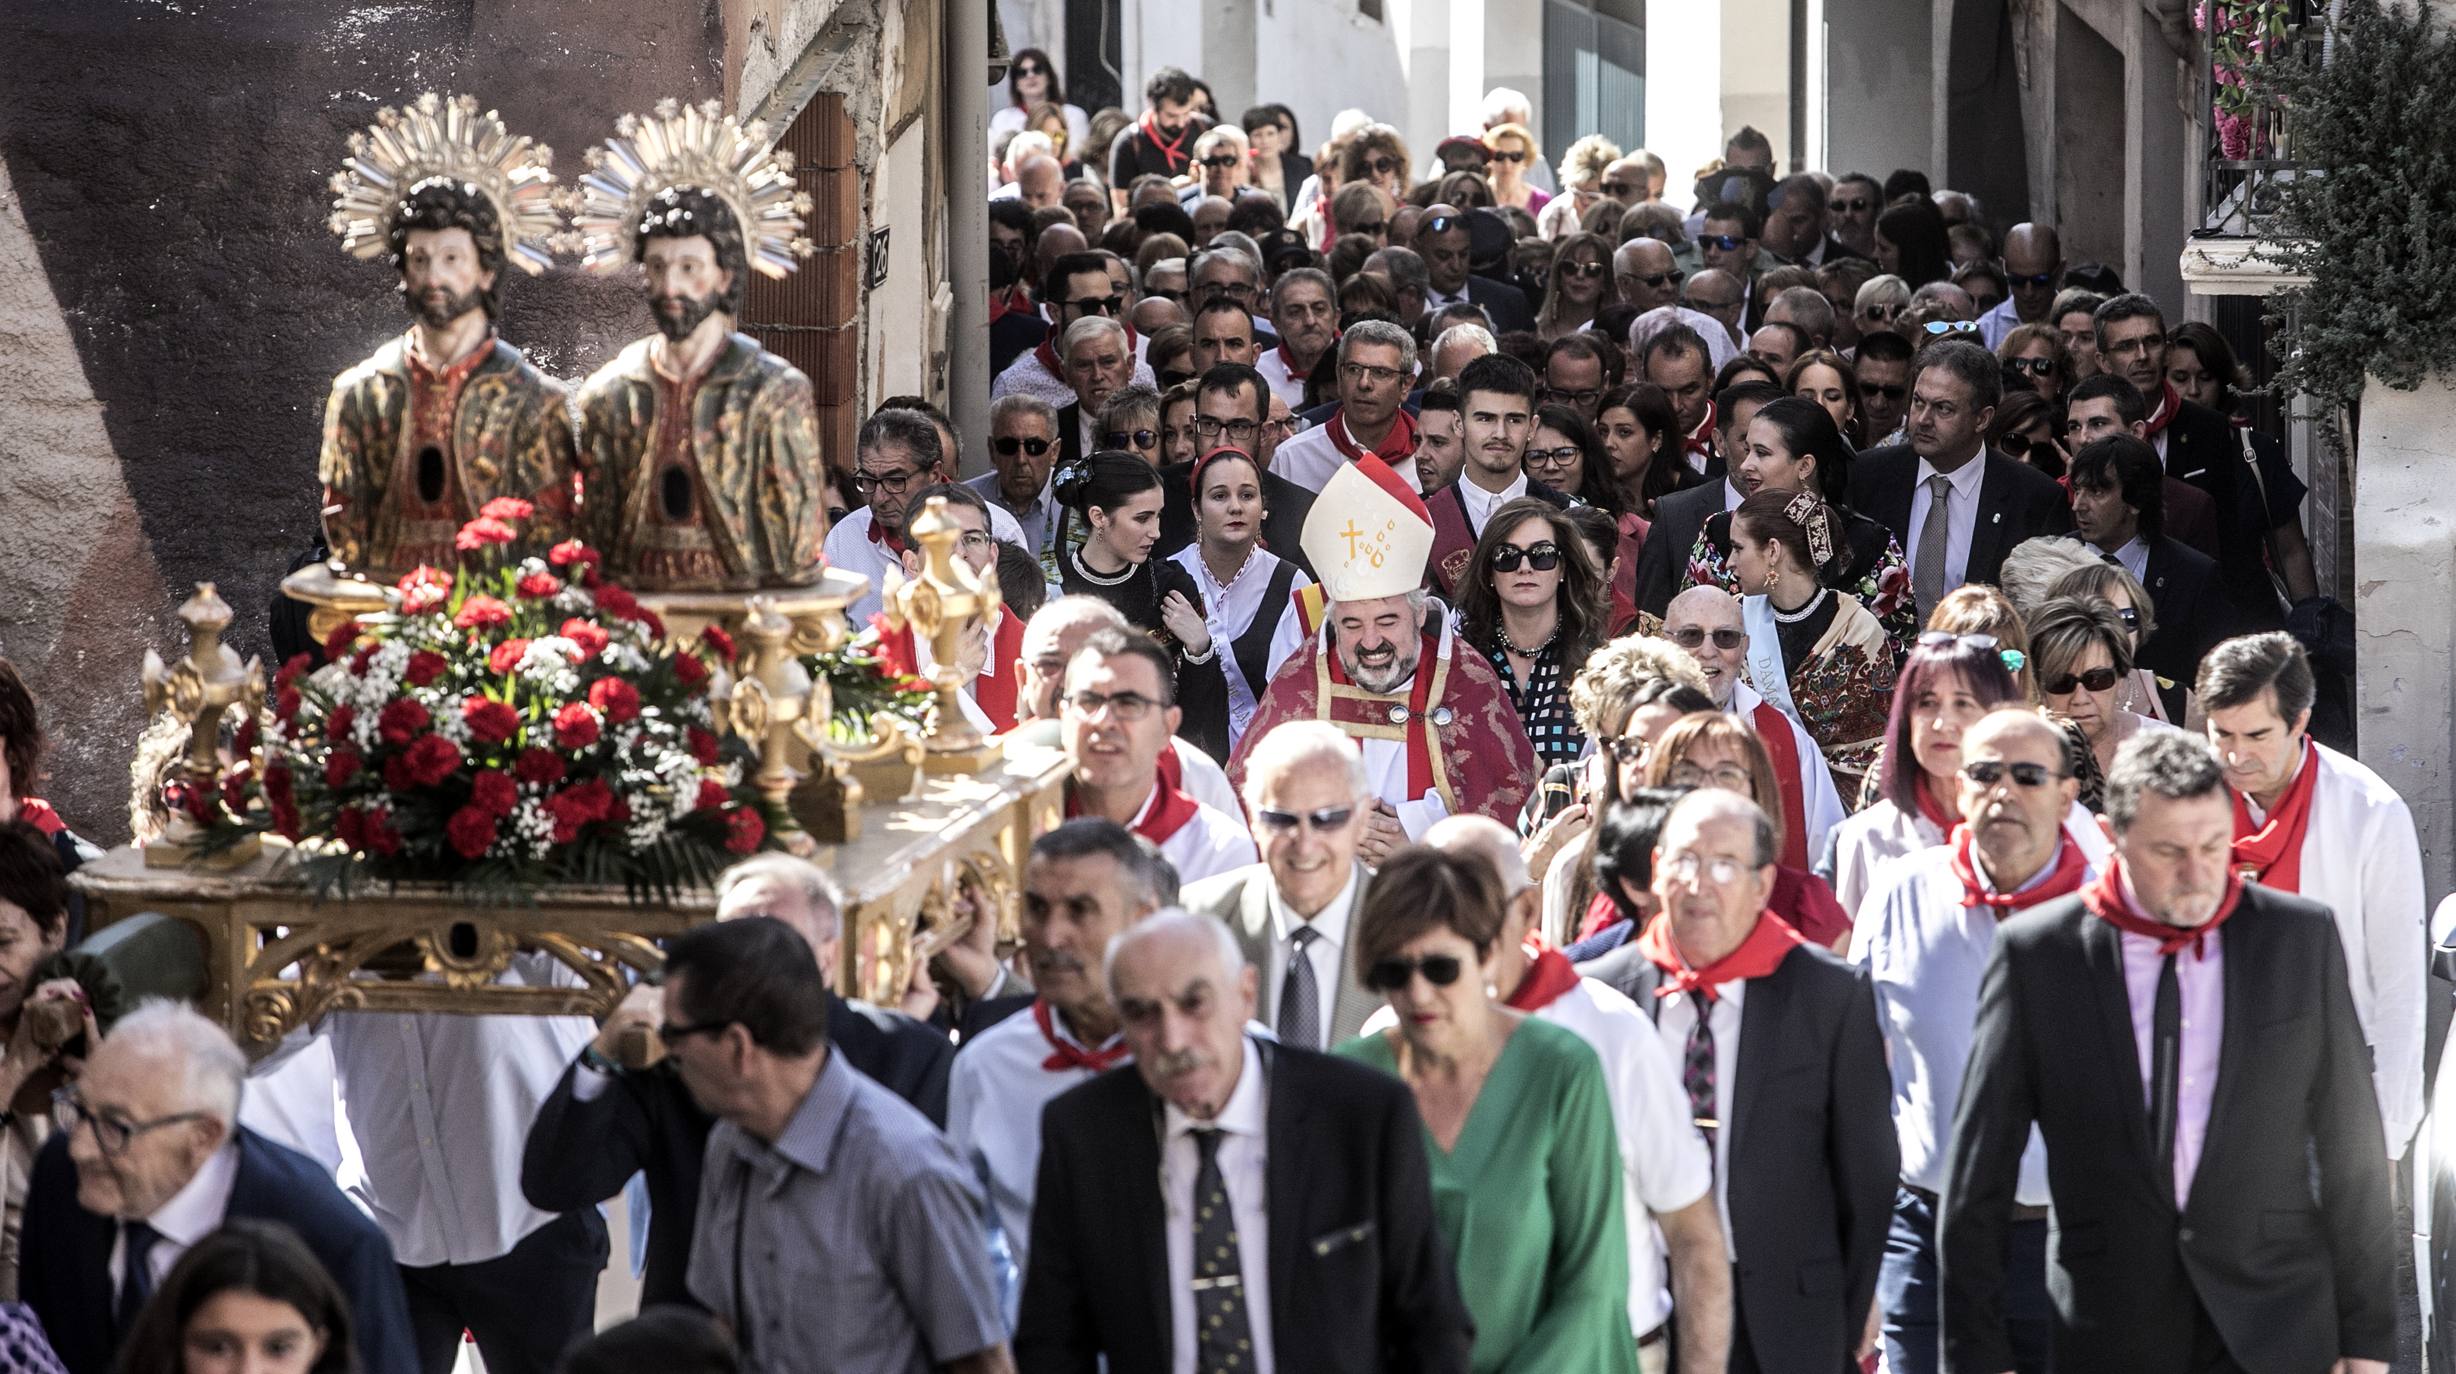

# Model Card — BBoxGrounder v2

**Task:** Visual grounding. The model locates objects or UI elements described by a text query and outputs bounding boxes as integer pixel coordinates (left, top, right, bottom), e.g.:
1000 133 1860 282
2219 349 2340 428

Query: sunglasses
1346 218 1388 237
1255 804 1357 834
1828 197 1872 213
1627 270 1680 289
1200 155 1242 169
1923 320 1981 336
1601 181 1639 199
2113 606 2141 629
1488 541 1562 572
1424 214 1464 236
1962 759 2066 788
1559 261 1607 280
993 435 1052 456
2043 666 2121 694
1918 630 2000 652
1666 626 1748 651
1066 296 1126 316
1368 156 1401 175
1364 954 1466 992
2007 357 2057 376
1863 382 1908 400
1699 234 1748 252
1491 149 1527 163
2007 271 2057 288
1604 738 1651 765
1013 62 1046 76
1861 304 1901 322
1102 429 1160 449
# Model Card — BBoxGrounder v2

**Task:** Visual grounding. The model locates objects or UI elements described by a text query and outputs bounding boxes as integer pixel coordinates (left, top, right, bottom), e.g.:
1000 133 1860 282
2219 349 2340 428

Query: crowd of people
0 55 2418 1374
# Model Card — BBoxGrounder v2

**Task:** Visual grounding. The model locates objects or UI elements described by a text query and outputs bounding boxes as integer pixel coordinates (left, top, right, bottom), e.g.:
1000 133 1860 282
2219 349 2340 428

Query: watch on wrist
579 1044 621 1075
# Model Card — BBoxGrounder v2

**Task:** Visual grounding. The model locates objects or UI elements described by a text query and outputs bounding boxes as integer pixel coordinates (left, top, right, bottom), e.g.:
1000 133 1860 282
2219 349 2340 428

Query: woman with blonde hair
1535 232 1615 339
1481 122 1550 214
1537 134 1623 239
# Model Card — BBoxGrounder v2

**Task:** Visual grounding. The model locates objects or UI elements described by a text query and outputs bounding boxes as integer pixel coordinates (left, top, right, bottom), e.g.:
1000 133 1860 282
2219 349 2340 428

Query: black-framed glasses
2006 357 2057 376
1689 296 1741 313
1255 804 1357 834
1488 542 1562 572
1065 295 1125 316
1522 445 1583 471
1626 270 1680 289
1491 149 1527 164
1666 626 1748 651
1861 304 1901 322
1103 429 1160 449
1363 954 1465 992
1700 234 1748 252
1540 387 1603 411
853 469 918 494
1828 197 1872 214
1961 759 2066 788
1065 689 1166 721
1193 416 1259 439
2043 666 2121 695
993 435 1053 456
656 1018 732 1049
1200 155 1242 169
51 1087 207 1158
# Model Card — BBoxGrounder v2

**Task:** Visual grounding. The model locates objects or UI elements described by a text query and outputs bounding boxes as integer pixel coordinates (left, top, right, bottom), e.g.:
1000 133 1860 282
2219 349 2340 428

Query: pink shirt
2114 876 2226 1209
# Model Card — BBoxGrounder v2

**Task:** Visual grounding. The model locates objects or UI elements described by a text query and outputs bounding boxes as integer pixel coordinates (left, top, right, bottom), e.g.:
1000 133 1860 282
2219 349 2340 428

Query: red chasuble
1749 701 1812 872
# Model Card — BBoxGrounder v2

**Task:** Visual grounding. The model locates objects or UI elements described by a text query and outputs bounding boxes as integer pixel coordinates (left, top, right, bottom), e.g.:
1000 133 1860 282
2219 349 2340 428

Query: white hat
1301 456 1434 604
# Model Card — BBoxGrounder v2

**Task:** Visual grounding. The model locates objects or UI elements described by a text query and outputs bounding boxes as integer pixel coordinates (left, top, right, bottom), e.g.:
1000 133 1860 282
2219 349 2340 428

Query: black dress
1059 545 1204 641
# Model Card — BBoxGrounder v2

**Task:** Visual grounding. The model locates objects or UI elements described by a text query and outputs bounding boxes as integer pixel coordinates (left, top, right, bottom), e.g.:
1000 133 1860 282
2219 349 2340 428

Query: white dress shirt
1254 346 1311 411
1903 452 1988 594
1653 981 1744 1261
1163 1036 1277 1374
946 1002 1122 1274
1268 416 1424 496
1263 869 1357 1052
823 503 1031 626
1976 297 2024 350
1853 844 2071 1204
109 1138 241 1293
2108 534 2150 582
325 954 596 1267
1456 469 1530 537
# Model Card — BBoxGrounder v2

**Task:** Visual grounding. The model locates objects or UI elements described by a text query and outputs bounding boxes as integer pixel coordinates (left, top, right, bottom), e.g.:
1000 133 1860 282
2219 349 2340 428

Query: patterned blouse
1485 638 1585 770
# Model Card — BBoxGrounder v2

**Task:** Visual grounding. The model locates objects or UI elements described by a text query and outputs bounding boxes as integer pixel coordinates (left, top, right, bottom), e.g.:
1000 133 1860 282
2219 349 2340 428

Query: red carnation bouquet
205 499 766 897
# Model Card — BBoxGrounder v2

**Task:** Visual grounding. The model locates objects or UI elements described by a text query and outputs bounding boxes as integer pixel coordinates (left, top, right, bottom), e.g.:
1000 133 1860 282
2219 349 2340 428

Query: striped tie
1682 992 1719 1161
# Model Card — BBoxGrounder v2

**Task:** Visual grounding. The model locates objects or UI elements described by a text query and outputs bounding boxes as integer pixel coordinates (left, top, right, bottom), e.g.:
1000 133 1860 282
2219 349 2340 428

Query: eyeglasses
1344 219 1388 237
994 435 1053 456
1666 625 1748 651
1203 281 1259 302
1923 320 1981 336
1541 387 1603 410
1558 261 1607 280
51 1087 208 1158
1604 737 1651 766
1861 304 1901 322
1103 429 1160 449
1363 953 1466 992
854 468 918 494
1065 688 1166 720
1488 542 1562 572
1522 445 1583 472
1626 270 1681 289
1368 156 1401 176
1200 155 1242 169
1012 61 1047 76
1491 149 1527 164
2042 667 2121 695
2113 606 2141 630
1688 296 1741 312
1601 181 1639 199
1660 850 1753 885
1254 804 1357 834
1961 759 2066 788
1193 416 1260 439
2006 357 2057 376
1828 197 1872 214
1065 296 1125 316
1423 214 1463 236
1158 369 1196 390
656 1018 732 1049
1339 362 1407 386
1862 382 1908 400
2007 271 2057 288
1699 234 1748 252
1917 630 2000 652
1670 762 1757 791
1148 288 1185 305
1267 415 1308 437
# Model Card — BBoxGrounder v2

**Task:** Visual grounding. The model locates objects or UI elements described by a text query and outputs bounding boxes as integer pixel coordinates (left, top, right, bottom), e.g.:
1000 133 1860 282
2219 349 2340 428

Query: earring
1763 566 1782 594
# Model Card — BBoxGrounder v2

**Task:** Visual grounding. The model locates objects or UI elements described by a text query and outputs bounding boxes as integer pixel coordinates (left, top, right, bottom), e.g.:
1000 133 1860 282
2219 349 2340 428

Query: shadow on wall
0 0 727 842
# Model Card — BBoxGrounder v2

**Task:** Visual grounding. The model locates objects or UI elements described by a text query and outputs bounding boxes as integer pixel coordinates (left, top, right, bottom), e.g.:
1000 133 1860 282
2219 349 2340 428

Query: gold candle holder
141 584 267 868
881 495 1004 776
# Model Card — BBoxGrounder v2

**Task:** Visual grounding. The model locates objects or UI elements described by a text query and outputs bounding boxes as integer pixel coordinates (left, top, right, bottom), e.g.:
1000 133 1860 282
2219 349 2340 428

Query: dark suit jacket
1580 937 1897 1371
519 995 952 1308
1849 444 2075 590
1057 401 1088 470
2134 534 2233 719
1939 887 2396 1374
1014 1040 1473 1374
1155 460 1316 579
2161 476 2221 562
991 311 1049 380
1630 477 1732 619
22 1127 417 1374
2163 398 2289 629
1464 273 1537 334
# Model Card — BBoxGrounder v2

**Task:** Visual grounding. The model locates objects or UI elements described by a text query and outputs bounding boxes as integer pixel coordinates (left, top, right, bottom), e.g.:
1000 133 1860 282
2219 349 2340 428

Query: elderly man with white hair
522 854 953 1309
1268 320 1423 494
1664 585 1846 871
1184 721 1382 1050
1426 322 1496 385
23 1002 417 1374
1396 817 1733 1372
1055 315 1135 465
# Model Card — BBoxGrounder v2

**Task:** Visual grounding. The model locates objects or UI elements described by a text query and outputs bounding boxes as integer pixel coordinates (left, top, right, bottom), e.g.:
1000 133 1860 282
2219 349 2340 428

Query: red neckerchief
2230 738 2318 893
988 283 1033 324
864 510 908 556
1913 774 1957 832
974 610 1026 732
1067 770 1202 845
1504 935 1582 1012
1275 339 1328 383
15 798 65 838
1158 740 1188 792
2143 381 2181 440
1031 999 1130 1072
1138 112 1194 174
1950 824 2088 914
1323 630 1440 796
1577 891 1623 943
1749 701 1811 871
1635 909 1806 1002
2081 858 2242 960
1683 400 1719 464
1325 406 1419 467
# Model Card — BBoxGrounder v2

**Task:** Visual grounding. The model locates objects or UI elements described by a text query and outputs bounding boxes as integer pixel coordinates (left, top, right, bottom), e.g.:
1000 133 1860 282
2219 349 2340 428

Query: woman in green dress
1336 847 1635 1374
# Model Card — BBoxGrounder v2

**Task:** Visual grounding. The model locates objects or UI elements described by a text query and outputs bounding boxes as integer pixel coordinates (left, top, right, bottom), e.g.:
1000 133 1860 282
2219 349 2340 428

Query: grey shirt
688 1051 1005 1374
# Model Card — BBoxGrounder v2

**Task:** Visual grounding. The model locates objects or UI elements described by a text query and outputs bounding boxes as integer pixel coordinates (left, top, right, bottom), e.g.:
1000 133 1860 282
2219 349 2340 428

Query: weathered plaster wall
2353 380 2456 907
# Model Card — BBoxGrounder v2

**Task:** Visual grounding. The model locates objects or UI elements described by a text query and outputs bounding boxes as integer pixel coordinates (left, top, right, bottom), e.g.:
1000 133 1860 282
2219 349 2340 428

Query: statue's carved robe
318 333 578 580
574 332 826 592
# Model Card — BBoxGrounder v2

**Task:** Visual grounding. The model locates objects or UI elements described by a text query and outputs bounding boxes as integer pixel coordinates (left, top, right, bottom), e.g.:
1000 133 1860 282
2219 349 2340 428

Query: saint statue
319 94 577 581
566 100 825 592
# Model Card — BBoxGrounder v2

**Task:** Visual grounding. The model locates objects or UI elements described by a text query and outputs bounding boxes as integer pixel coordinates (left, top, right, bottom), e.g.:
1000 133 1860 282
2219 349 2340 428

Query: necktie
1190 1129 1256 1373
1914 471 1954 615
2150 954 2183 1193
1681 992 1718 1163
115 1220 161 1337
1278 925 1321 1050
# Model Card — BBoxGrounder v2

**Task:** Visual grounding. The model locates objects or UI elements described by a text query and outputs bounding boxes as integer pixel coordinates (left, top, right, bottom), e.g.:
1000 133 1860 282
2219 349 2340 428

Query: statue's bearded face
1331 594 1424 694
642 234 734 342
400 226 493 328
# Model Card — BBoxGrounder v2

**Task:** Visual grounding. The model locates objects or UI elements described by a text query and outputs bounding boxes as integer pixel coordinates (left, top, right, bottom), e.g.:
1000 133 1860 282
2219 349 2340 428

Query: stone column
2354 376 2456 904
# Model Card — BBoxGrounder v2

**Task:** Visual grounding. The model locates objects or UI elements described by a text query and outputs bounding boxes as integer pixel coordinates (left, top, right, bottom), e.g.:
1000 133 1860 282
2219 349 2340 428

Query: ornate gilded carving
141 585 265 870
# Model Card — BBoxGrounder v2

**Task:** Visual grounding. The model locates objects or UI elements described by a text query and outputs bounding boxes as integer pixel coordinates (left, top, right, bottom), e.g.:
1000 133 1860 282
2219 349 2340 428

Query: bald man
1662 585 1846 871
1615 238 1683 313
1013 152 1065 211
1980 224 2062 347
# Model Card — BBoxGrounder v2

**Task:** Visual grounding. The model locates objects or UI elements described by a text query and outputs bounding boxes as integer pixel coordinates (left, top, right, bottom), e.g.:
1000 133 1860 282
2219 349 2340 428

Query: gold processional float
66 94 1061 1057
